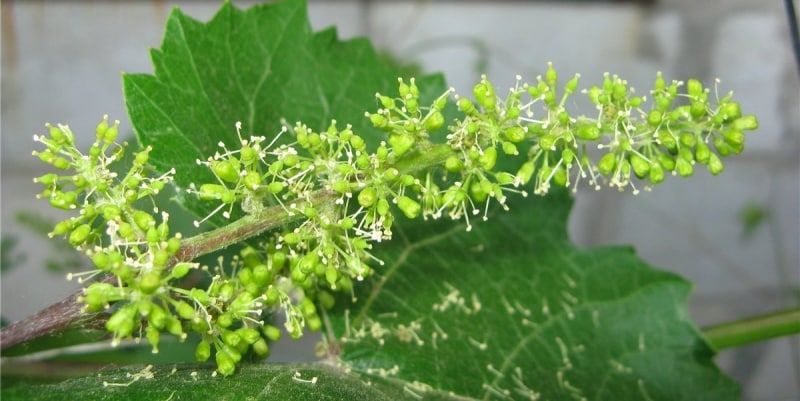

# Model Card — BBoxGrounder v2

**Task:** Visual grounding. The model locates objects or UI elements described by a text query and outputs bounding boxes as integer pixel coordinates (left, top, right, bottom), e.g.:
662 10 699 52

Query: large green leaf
0 363 447 401
325 191 739 400
123 0 443 223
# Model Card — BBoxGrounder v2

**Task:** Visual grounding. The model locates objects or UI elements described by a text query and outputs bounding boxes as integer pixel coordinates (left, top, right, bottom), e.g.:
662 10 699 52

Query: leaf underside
3 0 739 400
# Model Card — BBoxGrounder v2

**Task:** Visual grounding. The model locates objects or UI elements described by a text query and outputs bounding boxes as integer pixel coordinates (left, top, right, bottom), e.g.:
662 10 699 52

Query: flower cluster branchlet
35 64 757 376
32 116 199 353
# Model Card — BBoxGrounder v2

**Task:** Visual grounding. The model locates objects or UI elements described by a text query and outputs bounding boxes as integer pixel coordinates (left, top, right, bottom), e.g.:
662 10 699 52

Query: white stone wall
2 1 798 399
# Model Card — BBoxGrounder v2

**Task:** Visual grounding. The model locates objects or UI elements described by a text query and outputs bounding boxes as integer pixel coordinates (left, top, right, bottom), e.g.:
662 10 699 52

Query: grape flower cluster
34 64 757 375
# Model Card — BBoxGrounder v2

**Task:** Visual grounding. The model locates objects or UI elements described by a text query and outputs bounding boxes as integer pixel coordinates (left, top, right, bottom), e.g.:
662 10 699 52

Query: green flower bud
722 130 745 147
133 210 155 231
238 267 254 286
34 173 60 186
552 167 568 188
291 266 308 284
713 136 732 157
376 144 389 161
695 141 711 164
576 123 601 141
708 153 724 175
377 198 390 216
190 288 209 306
647 110 662 127
629 153 650 179
252 338 270 357
167 236 181 254
51 157 70 170
139 272 161 294
126 149 146 168
501 141 518 155
195 340 211 362
82 282 115 311
378 94 394 108
479 147 497 171
358 186 378 208
69 224 92 246
732 115 758 131
222 329 242 348
235 146 256 166
458 98 476 115
676 157 694 177
444 156 464 173
679 133 697 148
172 262 192 279
51 220 72 237
657 133 678 153
502 126 525 143
424 110 445 132
686 79 704 97
539 134 558 150
238 327 261 345
243 171 262 191
690 101 707 118
46 124 69 145
218 312 234 329
271 251 287 270
324 267 340 288
597 153 617 175
719 102 741 121
215 348 236 376
172 301 193 320
262 325 282 342
545 63 558 87
50 191 78 210
368 113 388 129
564 73 580 94
95 117 109 139
212 160 240 183
252 264 271 286
388 133 415 157
263 181 283 195
146 227 160 244
404 97 419 114
307 132 322 148
649 163 665 184
397 196 421 219
473 80 496 110
104 122 119 143
516 160 536 185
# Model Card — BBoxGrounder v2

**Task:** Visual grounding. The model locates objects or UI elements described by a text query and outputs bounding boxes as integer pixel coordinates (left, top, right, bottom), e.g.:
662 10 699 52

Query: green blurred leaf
1 236 25 273
738 202 768 240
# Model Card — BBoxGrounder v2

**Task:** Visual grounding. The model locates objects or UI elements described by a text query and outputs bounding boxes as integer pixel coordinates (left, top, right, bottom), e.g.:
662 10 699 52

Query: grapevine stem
702 307 800 351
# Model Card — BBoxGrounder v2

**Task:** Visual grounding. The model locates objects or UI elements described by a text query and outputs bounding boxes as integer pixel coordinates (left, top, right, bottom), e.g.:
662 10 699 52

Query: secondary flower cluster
33 117 197 352
34 65 757 376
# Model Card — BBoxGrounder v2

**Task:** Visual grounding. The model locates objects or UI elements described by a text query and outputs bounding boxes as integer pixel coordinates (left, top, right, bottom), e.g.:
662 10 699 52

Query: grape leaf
0 363 448 401
123 0 444 224
323 190 739 401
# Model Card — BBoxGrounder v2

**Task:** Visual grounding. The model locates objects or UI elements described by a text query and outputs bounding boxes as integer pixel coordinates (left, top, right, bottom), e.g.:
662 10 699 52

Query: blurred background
2 0 798 399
